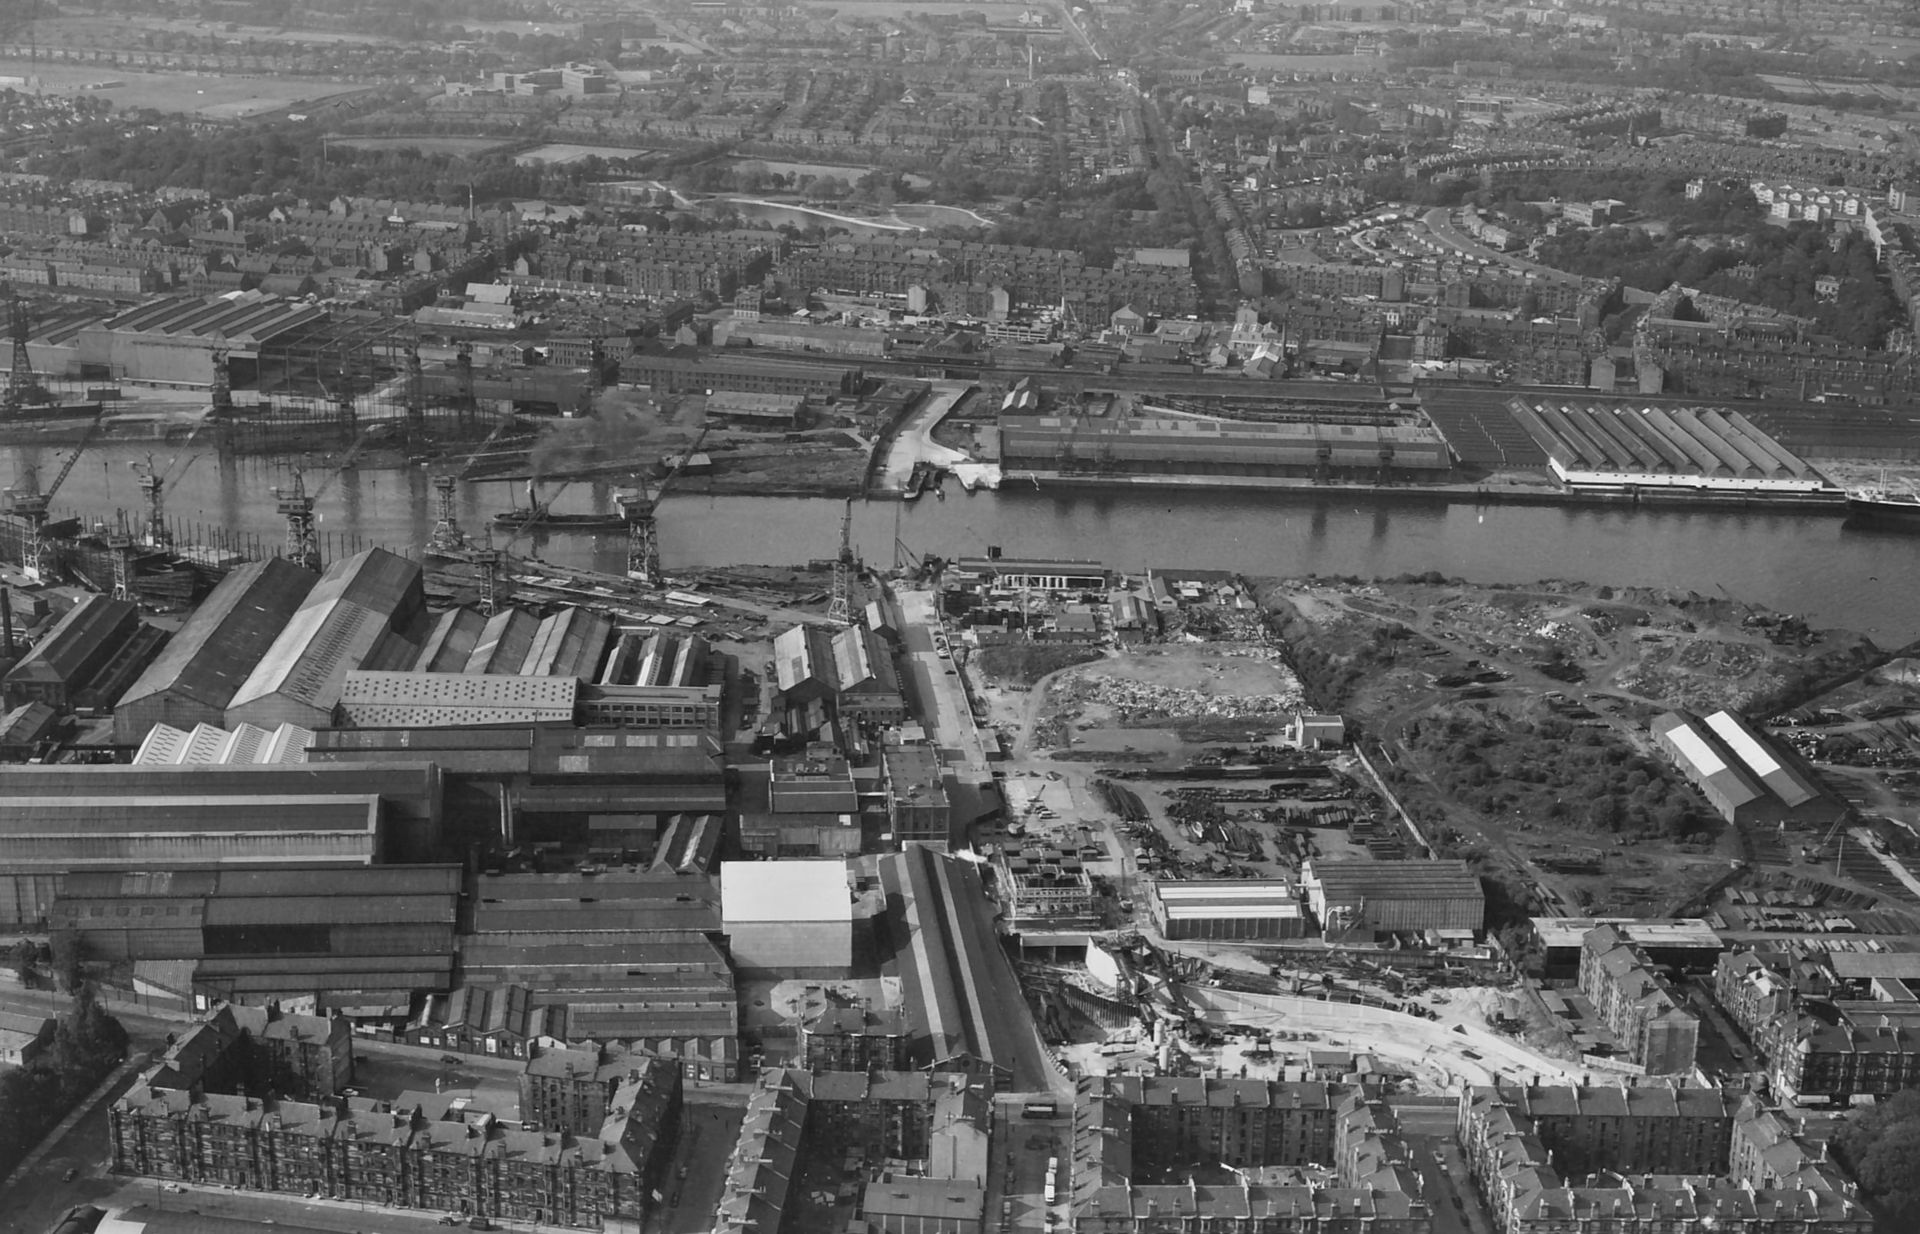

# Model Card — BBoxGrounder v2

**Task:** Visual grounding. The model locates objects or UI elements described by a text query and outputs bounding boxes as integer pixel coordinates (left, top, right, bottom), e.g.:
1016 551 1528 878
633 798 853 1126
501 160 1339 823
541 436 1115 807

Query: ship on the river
494 480 628 531
1845 484 1920 530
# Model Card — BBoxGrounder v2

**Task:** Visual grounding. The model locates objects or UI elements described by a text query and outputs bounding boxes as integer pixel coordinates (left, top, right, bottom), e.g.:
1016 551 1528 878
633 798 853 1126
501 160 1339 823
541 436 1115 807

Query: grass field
514 143 655 165
1228 52 1390 73
0 59 363 115
333 136 511 155
789 0 1044 14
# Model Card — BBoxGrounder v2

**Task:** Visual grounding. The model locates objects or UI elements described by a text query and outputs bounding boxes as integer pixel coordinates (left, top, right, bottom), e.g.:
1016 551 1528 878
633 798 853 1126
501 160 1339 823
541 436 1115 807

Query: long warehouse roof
115 557 318 712
1304 859 1484 901
883 846 1046 1087
229 547 421 713
1653 712 1766 809
1703 709 1826 808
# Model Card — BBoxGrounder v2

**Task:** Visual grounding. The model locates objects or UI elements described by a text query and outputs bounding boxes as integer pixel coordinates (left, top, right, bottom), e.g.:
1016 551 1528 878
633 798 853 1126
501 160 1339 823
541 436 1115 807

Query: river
15 444 1919 645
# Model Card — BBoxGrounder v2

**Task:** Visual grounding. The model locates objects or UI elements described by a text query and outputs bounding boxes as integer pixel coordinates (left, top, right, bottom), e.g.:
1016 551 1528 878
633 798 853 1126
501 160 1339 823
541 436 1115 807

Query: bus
1023 1101 1060 1119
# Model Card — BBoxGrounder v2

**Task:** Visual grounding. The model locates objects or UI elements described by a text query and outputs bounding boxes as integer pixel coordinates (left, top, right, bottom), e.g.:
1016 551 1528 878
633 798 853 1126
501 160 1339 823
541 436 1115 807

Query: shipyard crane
208 332 234 415
827 498 855 625
5 403 110 581
105 510 138 603
616 420 712 588
271 467 322 573
128 447 206 552
4 295 50 413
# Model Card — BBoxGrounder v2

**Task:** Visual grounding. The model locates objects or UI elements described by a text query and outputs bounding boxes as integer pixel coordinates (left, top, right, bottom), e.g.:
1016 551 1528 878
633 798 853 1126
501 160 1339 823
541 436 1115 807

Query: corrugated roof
102 290 326 345
1655 712 1765 809
1305 859 1484 901
0 795 380 834
413 607 487 672
6 594 136 685
116 558 318 714
0 700 56 745
1703 710 1825 808
465 608 538 674
229 548 423 716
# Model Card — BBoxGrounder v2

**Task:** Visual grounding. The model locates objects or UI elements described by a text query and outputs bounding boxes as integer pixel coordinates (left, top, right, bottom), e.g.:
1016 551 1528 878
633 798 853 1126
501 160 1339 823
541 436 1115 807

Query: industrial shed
1151 879 1306 941
721 859 854 973
1507 399 1831 494
997 415 1451 479
0 760 442 865
3 594 164 713
877 847 1048 1089
48 865 460 1007
1300 859 1485 938
0 701 57 761
112 557 319 744
305 725 724 849
1652 709 1846 829
226 547 428 730
134 721 314 766
411 605 613 679
0 793 384 874
71 291 328 387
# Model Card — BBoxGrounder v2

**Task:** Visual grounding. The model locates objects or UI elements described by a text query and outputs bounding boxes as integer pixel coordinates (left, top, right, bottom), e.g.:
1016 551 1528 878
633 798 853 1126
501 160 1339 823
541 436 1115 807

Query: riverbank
1008 470 1854 515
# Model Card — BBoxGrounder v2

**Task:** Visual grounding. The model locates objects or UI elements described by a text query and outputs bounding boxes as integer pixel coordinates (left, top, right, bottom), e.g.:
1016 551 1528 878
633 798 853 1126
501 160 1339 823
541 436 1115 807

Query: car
468 1219 498 1232
161 1183 186 1193
62 1167 78 1182
441 1054 463 1065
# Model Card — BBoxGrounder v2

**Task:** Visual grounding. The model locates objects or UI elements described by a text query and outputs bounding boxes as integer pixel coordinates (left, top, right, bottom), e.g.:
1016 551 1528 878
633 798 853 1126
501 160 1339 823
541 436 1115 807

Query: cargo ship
491 509 628 530
1845 484 1920 530
494 479 628 530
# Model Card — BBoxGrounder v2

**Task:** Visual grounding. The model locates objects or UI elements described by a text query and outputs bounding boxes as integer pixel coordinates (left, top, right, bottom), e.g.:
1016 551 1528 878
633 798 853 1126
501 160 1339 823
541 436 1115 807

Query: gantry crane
5 404 110 581
616 420 712 588
827 498 855 625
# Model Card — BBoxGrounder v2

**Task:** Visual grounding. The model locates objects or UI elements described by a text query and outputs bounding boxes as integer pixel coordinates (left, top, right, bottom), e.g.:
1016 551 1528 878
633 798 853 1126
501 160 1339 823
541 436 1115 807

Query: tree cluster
1835 1088 1920 1227
1537 223 1899 348
0 988 129 1180
27 122 617 205
1404 711 1715 841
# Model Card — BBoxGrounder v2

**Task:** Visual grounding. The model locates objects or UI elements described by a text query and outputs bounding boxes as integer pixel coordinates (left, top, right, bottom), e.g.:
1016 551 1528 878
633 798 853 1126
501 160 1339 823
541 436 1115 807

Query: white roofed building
1150 879 1306 940
720 859 854 972
1652 710 1846 829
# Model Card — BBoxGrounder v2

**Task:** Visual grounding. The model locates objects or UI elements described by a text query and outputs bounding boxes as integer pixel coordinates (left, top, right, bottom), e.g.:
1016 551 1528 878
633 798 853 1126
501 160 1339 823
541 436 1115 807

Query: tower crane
615 420 712 588
5 403 110 581
827 498 855 625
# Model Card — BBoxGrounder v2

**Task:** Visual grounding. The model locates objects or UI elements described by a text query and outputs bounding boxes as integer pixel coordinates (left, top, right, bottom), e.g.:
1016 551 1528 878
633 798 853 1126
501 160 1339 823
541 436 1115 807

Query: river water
16 444 1919 644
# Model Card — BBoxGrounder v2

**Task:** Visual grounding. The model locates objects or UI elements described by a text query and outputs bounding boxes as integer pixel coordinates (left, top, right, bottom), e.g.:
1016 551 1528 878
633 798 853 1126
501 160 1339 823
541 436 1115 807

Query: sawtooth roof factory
1507 398 1834 494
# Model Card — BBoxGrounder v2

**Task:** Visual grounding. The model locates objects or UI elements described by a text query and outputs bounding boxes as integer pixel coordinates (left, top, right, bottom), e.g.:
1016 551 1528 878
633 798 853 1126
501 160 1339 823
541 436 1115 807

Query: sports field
332 136 511 155
0 59 364 116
